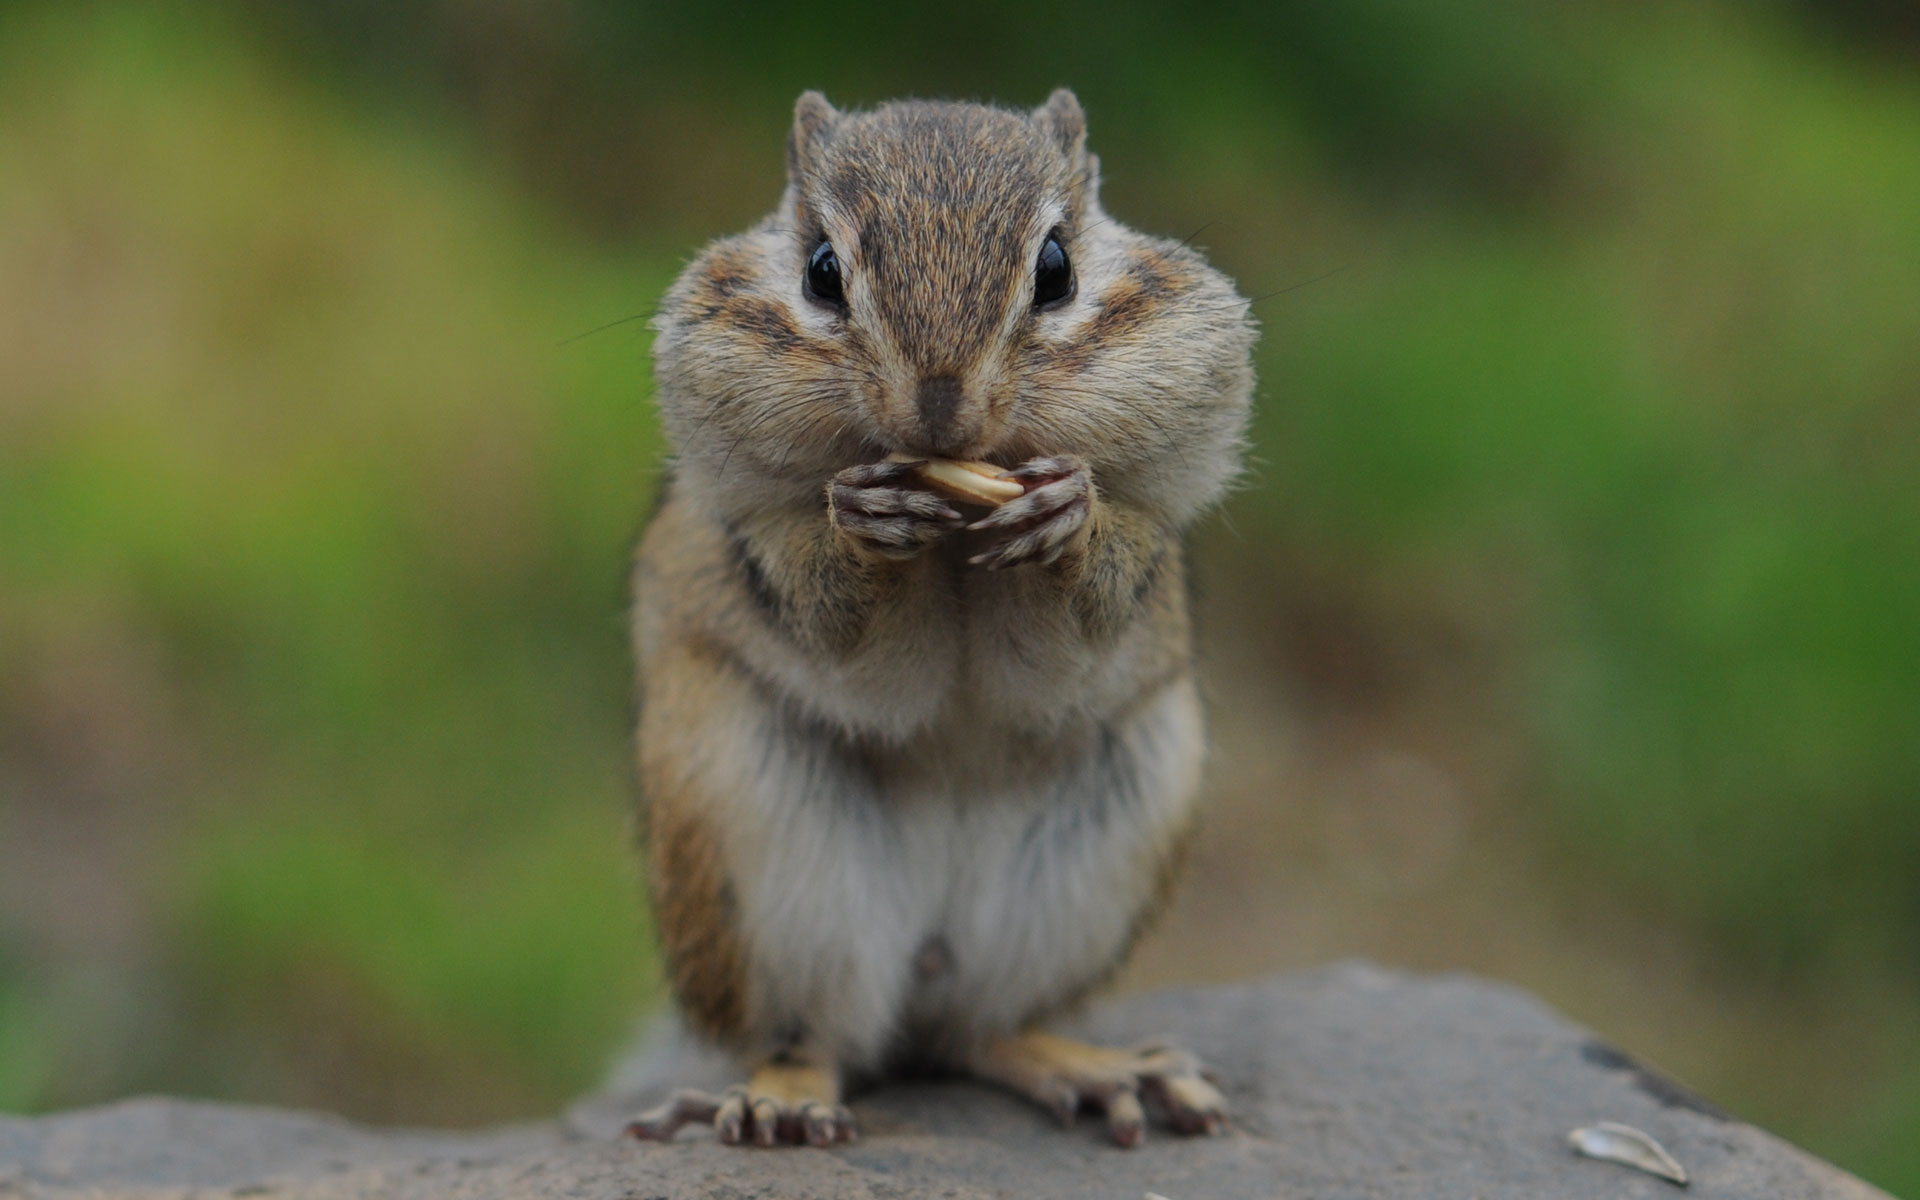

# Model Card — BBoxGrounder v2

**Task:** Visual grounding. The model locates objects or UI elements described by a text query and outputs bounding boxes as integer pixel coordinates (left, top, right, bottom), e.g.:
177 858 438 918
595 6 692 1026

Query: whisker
1248 264 1349 306
559 309 661 347
719 390 826 481
775 406 845 473
1175 221 1216 251
1129 393 1192 473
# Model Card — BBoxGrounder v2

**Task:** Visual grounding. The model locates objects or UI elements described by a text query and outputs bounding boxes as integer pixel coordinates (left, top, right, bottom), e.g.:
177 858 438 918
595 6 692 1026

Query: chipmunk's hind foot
968 1030 1226 1147
624 1060 855 1147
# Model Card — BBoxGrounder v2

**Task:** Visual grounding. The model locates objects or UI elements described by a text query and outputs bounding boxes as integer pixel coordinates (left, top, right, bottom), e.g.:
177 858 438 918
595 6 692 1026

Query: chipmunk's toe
624 1084 856 1147
623 1087 724 1142
626 1056 853 1149
743 1089 856 1147
830 460 965 559
965 455 1092 569
970 1031 1228 1147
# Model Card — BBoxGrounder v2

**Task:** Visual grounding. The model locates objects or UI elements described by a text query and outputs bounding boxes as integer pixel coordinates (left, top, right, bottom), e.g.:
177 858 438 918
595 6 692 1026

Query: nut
885 453 1026 506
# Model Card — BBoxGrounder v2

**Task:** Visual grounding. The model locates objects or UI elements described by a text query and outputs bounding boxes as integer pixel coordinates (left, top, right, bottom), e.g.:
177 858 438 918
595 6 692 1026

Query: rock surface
0 963 1891 1199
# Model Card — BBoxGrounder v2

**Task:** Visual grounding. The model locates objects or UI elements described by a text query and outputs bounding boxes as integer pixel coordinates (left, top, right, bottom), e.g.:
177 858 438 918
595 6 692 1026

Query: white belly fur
711 675 1204 1072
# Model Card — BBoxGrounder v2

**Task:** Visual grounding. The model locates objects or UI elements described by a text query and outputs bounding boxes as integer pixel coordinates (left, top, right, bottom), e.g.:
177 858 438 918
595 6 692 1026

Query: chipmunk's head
653 90 1255 522
777 90 1091 460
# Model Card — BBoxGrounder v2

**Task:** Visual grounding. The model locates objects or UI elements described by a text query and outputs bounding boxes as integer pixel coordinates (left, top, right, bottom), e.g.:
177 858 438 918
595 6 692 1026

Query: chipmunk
623 88 1256 1148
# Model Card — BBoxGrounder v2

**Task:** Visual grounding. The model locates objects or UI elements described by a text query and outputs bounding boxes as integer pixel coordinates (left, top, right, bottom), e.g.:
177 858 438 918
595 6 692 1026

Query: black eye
806 239 844 305
1033 232 1074 309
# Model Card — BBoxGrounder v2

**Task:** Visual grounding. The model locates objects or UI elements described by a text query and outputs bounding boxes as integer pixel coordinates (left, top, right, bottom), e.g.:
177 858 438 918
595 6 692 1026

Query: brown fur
635 641 753 1045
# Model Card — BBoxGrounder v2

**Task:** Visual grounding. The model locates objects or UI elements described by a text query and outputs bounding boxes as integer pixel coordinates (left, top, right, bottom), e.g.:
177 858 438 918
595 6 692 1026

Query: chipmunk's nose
914 374 972 454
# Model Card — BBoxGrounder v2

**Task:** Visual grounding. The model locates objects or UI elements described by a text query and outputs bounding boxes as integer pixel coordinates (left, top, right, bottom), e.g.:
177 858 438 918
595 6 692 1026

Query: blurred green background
1 0 1915 1189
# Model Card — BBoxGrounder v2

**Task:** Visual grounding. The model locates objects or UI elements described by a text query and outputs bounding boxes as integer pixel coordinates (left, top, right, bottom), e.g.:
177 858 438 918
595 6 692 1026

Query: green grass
0 1 670 1121
1240 13 1920 1188
1251 9 1920 982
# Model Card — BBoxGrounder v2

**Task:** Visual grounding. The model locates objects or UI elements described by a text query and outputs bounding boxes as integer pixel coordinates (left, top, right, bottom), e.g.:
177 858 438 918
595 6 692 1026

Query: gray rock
0 963 1891 1199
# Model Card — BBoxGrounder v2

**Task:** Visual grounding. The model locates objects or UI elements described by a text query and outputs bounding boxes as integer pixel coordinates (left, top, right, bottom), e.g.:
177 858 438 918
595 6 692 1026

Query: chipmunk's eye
1033 232 1075 309
805 239 844 306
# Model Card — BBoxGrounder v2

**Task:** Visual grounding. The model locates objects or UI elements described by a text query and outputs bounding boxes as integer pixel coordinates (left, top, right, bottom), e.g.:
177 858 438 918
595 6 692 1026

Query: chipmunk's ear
1033 88 1097 209
787 90 840 182
1032 88 1087 163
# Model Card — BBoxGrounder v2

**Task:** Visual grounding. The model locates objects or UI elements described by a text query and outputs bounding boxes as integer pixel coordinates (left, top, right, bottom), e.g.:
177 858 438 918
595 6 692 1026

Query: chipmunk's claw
626 1080 855 1148
830 460 965 560
965 454 1092 569
971 1031 1228 1148
624 1087 725 1142
1141 1069 1229 1136
716 1087 751 1144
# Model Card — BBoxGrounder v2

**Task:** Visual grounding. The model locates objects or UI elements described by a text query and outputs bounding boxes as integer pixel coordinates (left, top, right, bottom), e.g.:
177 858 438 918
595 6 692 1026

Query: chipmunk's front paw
624 1077 856 1148
970 1031 1227 1147
829 459 964 560
965 455 1092 570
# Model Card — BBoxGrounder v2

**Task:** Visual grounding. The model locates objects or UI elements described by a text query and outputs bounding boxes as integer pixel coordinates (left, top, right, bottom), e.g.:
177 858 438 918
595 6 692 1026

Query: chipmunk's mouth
875 435 1018 472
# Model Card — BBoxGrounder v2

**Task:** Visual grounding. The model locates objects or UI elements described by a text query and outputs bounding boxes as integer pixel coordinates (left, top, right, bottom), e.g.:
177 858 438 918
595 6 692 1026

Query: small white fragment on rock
1569 1121 1690 1186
